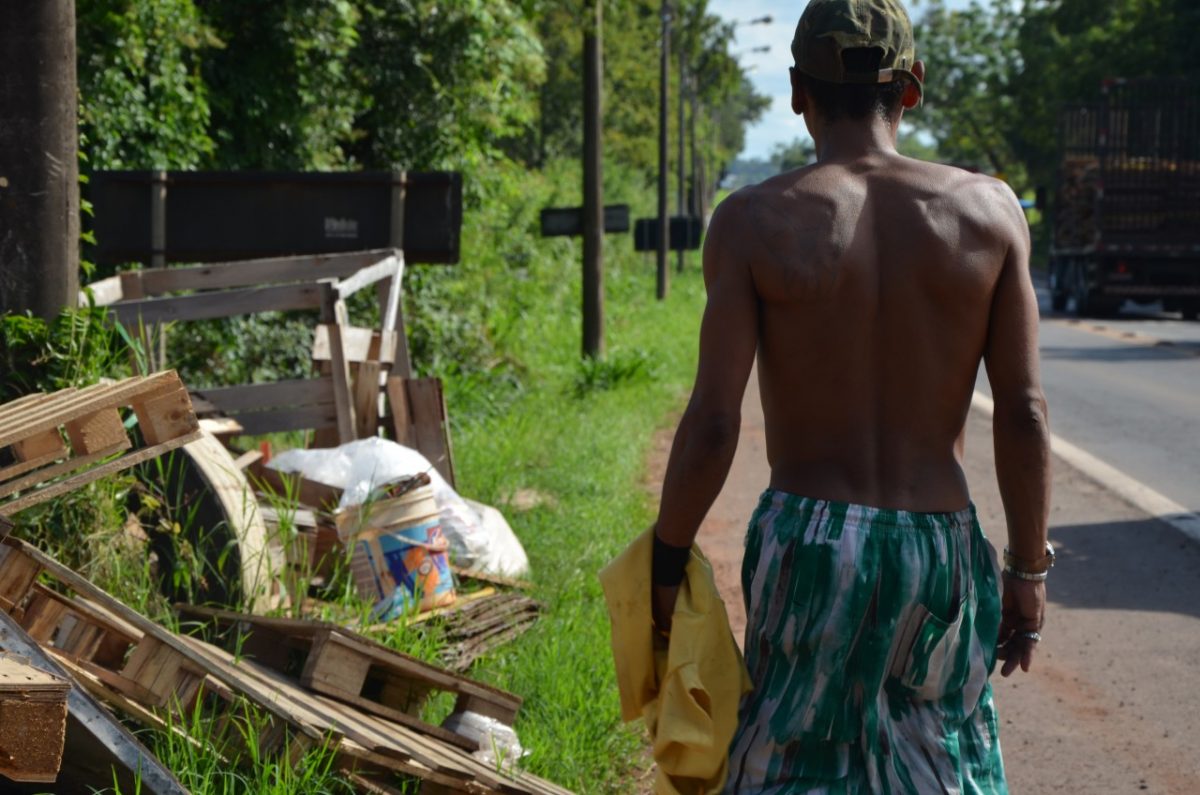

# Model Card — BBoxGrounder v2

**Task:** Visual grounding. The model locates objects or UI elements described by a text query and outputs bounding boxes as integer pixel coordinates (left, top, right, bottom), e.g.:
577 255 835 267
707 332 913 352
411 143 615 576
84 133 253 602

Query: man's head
790 0 924 124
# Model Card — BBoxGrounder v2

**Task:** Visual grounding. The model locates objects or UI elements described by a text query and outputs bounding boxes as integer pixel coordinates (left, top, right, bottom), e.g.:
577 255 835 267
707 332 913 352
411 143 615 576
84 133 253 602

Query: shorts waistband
758 488 977 533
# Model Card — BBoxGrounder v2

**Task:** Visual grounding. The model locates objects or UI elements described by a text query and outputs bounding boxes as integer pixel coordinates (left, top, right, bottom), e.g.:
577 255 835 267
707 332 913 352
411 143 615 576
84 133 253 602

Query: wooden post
0 0 79 319
657 0 671 300
582 0 605 359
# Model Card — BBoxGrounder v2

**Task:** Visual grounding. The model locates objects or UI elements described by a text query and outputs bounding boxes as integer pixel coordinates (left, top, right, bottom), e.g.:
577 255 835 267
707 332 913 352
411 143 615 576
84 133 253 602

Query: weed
572 348 658 398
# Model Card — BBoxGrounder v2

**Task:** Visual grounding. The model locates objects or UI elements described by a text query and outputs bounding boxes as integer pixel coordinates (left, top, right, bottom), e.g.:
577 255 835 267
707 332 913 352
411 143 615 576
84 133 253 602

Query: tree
77 0 218 170
771 138 814 172
200 0 363 170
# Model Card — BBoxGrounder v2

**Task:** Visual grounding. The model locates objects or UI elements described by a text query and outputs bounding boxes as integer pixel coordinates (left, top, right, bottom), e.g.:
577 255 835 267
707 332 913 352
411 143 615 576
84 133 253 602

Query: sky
709 0 975 160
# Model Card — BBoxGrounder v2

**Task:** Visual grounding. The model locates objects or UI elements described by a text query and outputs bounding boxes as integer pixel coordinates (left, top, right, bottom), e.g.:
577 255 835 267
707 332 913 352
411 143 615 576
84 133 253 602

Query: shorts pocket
889 596 970 702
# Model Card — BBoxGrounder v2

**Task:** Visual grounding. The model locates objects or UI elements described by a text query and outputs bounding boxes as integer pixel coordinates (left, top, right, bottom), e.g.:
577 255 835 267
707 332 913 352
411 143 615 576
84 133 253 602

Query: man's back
721 152 1024 512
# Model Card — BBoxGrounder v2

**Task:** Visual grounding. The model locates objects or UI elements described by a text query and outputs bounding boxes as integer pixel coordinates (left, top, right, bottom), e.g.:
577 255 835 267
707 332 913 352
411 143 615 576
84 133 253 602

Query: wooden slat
335 255 401 300
80 275 124 307
1 431 201 514
193 378 334 414
0 448 66 483
319 285 358 444
312 327 397 365
112 282 327 326
0 442 128 500
134 250 397 295
407 378 456 487
234 405 340 437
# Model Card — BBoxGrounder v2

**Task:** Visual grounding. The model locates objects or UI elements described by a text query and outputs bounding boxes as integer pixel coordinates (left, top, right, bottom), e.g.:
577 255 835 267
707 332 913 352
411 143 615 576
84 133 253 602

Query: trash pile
0 250 562 792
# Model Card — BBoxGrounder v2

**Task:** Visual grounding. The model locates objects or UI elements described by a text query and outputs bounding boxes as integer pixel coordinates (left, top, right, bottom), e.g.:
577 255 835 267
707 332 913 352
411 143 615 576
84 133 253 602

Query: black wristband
652 534 690 587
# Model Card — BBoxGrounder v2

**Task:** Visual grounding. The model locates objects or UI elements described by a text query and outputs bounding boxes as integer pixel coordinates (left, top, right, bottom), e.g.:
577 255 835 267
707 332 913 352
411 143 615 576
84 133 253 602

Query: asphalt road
976 286 1200 513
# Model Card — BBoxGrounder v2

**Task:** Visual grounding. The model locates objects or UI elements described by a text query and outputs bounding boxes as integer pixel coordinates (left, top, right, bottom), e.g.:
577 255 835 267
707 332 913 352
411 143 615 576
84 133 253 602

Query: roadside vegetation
2 2 735 791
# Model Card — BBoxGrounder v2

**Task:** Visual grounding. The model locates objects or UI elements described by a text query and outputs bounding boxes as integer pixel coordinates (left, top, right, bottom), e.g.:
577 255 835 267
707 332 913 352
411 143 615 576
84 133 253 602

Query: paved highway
976 288 1200 513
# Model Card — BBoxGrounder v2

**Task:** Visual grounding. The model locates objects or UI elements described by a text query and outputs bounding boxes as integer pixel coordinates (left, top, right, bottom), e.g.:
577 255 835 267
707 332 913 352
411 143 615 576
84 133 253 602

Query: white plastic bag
268 438 530 577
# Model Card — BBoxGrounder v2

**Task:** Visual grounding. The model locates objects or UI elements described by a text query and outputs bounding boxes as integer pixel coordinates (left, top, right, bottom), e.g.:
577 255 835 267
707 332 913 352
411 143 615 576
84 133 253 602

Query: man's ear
902 60 926 109
790 67 807 116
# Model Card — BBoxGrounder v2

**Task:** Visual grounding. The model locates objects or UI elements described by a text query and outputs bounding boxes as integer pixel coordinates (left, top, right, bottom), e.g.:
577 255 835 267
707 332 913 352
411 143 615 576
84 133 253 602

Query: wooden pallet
436 593 541 673
0 653 70 784
0 371 201 516
0 539 570 794
175 606 521 748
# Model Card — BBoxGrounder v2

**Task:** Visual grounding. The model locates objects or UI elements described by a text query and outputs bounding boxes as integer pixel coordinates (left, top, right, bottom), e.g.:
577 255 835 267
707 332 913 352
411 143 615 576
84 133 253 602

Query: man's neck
813 116 900 163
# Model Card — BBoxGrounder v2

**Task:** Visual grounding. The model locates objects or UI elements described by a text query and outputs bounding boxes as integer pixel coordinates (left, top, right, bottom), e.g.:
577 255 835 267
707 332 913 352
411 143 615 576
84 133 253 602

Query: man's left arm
651 196 760 630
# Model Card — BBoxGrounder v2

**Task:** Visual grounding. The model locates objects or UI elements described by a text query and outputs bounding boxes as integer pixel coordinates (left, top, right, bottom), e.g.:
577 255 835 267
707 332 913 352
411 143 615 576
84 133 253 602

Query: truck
1048 79 1200 319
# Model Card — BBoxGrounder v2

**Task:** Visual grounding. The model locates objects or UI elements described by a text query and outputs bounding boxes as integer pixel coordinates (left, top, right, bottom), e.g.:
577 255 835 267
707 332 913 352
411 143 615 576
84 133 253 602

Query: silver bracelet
1003 565 1048 582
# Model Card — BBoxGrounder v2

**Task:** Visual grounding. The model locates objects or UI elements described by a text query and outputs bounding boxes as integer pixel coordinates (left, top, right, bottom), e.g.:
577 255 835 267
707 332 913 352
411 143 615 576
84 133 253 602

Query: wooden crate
0 371 201 516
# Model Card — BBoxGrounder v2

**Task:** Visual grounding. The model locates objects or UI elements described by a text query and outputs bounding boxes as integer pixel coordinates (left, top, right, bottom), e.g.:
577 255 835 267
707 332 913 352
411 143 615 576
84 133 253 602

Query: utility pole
582 0 604 358
677 27 687 274
0 0 80 319
691 77 704 229
657 1 670 300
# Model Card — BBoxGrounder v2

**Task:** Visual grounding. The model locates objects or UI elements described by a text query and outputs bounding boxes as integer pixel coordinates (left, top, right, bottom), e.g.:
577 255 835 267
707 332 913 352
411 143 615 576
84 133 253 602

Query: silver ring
1018 631 1042 643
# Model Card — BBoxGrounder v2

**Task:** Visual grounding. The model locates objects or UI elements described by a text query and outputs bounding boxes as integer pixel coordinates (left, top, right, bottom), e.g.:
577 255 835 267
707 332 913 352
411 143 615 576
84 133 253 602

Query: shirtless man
649 1 1051 791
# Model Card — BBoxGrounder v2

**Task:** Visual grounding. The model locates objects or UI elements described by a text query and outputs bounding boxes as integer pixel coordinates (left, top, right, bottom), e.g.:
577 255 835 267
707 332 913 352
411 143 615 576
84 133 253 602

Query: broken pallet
0 538 569 794
0 371 201 516
175 606 520 749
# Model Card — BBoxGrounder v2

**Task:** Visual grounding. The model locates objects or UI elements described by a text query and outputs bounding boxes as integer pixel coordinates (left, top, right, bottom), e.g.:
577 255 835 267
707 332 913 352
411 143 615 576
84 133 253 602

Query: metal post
657 1 671 300
582 0 605 359
677 35 687 273
0 0 79 319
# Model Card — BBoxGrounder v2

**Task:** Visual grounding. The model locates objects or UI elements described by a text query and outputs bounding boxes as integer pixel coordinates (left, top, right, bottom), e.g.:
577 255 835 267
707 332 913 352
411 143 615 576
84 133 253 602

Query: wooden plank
65 408 130 455
0 389 70 426
135 250 396 295
234 449 264 470
112 282 326 326
313 326 397 365
132 387 199 446
335 254 401 301
0 441 129 500
1 430 201 514
199 416 245 437
239 405 340 437
0 544 42 614
0 609 189 794
407 378 456 487
250 465 343 511
0 653 70 784
0 448 65 483
193 378 334 414
81 275 124 307
387 376 416 448
320 285 358 444
0 372 179 449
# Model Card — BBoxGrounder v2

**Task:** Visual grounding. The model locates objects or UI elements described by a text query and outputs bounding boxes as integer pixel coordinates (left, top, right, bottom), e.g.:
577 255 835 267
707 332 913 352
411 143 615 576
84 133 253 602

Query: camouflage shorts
724 490 1008 794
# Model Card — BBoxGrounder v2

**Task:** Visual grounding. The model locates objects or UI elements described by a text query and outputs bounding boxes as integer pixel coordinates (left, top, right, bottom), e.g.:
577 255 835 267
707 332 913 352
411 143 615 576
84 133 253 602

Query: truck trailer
1049 79 1200 318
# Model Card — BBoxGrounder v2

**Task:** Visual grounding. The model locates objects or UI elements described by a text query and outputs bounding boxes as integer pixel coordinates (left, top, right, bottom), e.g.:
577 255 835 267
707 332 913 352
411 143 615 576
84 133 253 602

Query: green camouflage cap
791 0 923 100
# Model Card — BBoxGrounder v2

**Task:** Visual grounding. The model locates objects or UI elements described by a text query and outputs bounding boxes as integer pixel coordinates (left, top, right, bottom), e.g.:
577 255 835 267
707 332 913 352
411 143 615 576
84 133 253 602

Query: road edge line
971 391 1200 545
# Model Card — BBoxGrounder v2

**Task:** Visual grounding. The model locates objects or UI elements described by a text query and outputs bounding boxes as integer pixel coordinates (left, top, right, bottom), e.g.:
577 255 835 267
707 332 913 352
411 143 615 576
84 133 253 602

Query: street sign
87 171 463 265
634 216 702 252
540 205 631 237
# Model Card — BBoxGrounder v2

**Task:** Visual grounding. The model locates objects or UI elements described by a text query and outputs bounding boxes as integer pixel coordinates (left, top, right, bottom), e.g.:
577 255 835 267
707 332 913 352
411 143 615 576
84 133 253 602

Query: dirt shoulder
646 372 1200 794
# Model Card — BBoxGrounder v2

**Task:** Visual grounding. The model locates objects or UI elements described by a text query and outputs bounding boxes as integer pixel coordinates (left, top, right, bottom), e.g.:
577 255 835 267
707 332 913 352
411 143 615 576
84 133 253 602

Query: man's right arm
982 184 1051 675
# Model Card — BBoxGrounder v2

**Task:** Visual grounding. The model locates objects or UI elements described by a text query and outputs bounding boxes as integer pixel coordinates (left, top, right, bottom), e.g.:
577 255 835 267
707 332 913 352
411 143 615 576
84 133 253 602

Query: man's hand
996 577 1046 677
651 583 680 636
